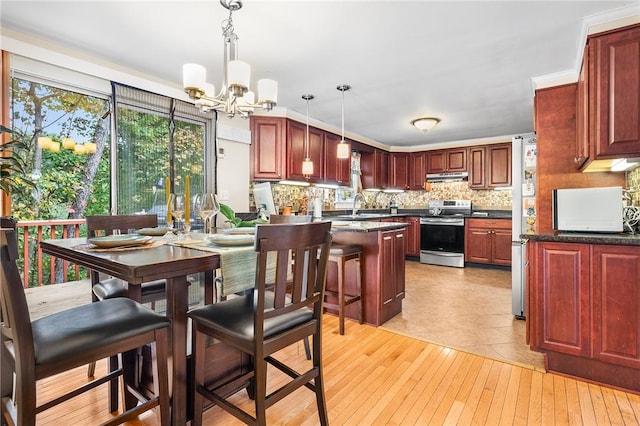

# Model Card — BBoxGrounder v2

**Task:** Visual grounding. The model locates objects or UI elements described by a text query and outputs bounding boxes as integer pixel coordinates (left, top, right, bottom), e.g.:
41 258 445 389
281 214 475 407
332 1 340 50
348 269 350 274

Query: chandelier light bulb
336 84 351 159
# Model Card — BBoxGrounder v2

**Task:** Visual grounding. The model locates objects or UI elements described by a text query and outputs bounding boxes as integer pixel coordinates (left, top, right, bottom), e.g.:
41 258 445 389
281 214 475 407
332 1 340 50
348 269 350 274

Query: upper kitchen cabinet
287 120 325 182
409 152 426 190
361 149 389 189
324 133 351 185
589 24 640 159
468 143 511 189
575 45 590 169
389 153 409 189
250 116 287 181
427 148 467 174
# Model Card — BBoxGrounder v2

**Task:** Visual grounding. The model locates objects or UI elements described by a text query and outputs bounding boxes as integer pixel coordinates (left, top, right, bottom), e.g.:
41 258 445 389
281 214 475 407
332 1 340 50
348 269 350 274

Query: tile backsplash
626 165 640 206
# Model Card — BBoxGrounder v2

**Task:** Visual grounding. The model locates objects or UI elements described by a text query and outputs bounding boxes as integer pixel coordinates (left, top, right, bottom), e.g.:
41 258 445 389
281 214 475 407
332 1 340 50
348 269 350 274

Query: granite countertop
323 208 512 220
329 220 408 232
523 231 640 246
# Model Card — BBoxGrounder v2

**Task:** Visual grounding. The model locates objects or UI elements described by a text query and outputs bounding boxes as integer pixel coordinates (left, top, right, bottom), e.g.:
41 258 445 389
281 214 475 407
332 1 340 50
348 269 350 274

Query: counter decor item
219 203 268 228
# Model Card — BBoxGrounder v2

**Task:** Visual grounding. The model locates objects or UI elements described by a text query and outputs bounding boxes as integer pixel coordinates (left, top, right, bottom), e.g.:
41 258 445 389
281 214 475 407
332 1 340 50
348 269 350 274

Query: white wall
215 116 250 213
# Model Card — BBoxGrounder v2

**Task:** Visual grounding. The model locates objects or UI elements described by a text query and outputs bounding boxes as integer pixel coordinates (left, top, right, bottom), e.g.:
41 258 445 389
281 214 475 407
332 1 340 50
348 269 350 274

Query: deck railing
14 219 87 288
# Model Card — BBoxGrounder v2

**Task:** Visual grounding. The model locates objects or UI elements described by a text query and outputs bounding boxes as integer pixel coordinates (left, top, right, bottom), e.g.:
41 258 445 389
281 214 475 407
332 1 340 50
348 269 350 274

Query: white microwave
552 186 623 233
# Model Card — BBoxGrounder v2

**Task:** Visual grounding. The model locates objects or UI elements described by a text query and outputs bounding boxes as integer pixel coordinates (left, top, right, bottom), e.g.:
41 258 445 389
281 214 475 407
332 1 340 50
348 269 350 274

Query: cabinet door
591 25 640 157
447 148 467 172
389 153 409 189
426 150 446 173
409 152 426 189
404 217 420 257
394 230 406 299
324 132 350 185
492 228 513 266
533 242 590 356
250 117 286 180
287 120 324 181
464 226 492 263
592 245 640 368
376 150 389 189
486 143 511 187
380 232 395 307
575 45 590 169
468 146 486 188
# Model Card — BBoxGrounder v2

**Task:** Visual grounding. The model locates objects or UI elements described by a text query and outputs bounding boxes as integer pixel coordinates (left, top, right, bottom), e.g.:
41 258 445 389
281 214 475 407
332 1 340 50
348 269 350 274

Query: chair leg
254 357 268 426
151 328 171 426
356 257 363 325
337 258 345 335
87 361 96 377
303 337 312 360
312 329 329 426
108 355 119 413
192 328 206 426
15 365 37 425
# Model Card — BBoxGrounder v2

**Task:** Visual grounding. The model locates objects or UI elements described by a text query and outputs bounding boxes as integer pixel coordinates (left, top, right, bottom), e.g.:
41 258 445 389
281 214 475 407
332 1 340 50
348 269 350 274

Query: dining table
40 237 220 425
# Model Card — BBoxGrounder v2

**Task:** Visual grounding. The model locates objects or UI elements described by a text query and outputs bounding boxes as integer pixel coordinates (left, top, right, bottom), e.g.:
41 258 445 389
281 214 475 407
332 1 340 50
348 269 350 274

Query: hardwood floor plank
455 358 495 425
541 371 556 425
564 377 585 426
576 380 598 426
498 364 522 425
513 368 532 425
470 360 503 425
600 386 624 425
613 389 640 426
526 369 544 426
553 374 569 425
485 362 512 423
588 383 612 425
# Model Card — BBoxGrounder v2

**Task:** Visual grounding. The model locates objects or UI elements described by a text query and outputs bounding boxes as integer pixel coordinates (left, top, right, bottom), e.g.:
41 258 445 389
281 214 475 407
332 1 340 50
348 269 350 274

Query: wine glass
168 193 186 233
194 193 220 234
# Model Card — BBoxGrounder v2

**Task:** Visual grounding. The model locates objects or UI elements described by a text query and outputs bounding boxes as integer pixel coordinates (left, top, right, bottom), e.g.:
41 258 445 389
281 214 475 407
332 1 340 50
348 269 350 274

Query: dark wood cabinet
486 143 512 187
361 149 389 189
590 24 640 158
249 116 286 181
528 240 640 393
402 216 420 257
324 132 350 185
286 120 324 182
426 148 467 173
389 153 409 189
464 218 512 266
380 229 405 323
468 143 511 189
575 45 590 169
591 245 640 369
530 241 590 357
409 152 426 189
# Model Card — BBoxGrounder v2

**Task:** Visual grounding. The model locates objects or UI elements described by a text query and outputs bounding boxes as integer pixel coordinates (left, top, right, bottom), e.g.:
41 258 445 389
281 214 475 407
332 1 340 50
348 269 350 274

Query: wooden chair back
85 214 158 237
269 214 312 224
253 221 331 334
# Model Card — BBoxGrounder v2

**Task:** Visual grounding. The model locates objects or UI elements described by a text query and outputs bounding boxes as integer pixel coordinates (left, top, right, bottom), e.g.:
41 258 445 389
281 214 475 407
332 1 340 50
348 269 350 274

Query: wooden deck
24 281 640 425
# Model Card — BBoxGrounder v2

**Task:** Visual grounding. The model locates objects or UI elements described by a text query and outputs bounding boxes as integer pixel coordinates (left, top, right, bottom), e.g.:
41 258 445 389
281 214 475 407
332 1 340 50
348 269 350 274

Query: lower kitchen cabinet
402 216 420 257
464 218 512 266
528 240 640 393
380 229 405 324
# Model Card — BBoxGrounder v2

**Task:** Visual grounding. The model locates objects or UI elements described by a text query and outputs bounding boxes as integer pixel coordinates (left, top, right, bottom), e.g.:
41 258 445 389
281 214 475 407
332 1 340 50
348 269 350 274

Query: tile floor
380 260 546 370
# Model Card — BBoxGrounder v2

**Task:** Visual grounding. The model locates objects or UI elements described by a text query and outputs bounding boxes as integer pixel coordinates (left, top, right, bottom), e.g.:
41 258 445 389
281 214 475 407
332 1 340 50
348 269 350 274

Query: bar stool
324 243 363 335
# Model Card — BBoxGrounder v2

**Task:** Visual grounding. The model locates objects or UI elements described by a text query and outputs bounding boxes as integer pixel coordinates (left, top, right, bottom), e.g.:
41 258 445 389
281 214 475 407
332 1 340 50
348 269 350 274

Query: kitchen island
328 220 408 326
524 231 640 393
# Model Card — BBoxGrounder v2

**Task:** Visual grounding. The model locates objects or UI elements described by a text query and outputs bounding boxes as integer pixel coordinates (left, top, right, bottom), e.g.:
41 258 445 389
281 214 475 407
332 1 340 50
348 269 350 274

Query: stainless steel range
420 200 471 268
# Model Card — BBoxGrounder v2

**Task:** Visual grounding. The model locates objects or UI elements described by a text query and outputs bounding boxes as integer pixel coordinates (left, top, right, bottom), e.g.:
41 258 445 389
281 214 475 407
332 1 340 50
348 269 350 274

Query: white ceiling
1 1 638 150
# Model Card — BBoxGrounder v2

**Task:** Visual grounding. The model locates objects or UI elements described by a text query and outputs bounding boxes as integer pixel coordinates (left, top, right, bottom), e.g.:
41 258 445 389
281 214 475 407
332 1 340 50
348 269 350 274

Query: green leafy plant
219 203 268 228
0 125 34 194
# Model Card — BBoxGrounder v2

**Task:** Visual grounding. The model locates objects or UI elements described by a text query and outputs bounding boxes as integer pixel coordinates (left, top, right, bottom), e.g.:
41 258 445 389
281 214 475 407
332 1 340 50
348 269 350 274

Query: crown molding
530 3 640 92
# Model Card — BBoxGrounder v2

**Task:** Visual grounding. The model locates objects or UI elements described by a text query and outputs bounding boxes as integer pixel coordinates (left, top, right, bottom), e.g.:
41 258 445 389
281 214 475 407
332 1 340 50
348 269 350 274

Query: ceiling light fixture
336 84 351 159
302 94 315 177
411 117 440 132
182 0 277 119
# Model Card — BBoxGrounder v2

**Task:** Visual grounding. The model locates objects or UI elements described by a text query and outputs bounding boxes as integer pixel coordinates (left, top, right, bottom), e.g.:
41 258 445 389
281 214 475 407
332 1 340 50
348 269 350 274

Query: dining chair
0 228 171 425
189 221 332 426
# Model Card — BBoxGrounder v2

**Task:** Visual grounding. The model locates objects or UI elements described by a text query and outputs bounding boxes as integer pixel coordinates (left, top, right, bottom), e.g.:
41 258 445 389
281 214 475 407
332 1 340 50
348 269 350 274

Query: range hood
426 172 469 182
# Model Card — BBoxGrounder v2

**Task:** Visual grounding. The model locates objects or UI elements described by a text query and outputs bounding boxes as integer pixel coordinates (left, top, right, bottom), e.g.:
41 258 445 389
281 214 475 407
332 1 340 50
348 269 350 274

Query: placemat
74 239 168 252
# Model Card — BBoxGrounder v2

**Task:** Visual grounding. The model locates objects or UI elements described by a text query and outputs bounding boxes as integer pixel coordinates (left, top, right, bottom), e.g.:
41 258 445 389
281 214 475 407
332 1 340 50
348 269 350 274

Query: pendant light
336 84 351 159
301 94 315 177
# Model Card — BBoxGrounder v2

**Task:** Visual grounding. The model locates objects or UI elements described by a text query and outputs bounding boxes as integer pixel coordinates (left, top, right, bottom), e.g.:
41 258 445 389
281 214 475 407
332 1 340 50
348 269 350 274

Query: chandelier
182 0 278 118
336 84 351 159
301 94 314 177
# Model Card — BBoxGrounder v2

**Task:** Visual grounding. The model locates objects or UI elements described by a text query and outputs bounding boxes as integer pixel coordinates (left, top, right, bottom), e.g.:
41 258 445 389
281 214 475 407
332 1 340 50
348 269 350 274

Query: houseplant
219 203 268 228
0 125 33 194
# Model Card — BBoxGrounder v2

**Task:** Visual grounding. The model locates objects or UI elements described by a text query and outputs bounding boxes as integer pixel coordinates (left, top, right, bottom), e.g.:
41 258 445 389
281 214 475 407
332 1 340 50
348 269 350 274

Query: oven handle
421 250 464 257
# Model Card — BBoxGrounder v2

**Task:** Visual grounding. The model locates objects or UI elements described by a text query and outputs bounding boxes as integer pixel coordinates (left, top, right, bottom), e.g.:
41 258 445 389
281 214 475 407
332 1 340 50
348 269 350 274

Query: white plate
88 235 153 248
138 227 172 236
210 234 255 246
222 227 257 235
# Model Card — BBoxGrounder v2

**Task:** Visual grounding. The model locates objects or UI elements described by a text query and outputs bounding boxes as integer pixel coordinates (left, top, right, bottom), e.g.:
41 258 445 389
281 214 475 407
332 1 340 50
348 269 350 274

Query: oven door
420 218 465 253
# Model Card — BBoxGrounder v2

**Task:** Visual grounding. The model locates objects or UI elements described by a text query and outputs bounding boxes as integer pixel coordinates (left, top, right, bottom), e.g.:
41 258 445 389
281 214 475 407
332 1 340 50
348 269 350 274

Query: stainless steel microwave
552 186 623 233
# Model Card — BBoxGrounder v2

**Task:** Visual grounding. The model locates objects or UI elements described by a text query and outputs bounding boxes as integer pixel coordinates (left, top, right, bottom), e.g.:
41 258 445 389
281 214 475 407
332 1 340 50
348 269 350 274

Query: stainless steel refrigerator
511 134 536 320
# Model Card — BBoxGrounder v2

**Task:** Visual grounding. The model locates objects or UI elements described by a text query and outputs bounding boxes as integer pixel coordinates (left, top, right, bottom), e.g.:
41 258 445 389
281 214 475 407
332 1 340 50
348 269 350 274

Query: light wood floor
23 268 640 425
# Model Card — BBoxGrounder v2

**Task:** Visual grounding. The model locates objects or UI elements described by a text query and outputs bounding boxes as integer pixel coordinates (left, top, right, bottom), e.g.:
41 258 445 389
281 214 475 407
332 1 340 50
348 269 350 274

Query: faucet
352 193 366 216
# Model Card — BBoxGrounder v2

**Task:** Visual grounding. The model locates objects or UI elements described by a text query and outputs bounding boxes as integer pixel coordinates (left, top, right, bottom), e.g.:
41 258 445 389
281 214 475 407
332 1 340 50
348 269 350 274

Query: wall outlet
219 190 230 201
217 146 225 159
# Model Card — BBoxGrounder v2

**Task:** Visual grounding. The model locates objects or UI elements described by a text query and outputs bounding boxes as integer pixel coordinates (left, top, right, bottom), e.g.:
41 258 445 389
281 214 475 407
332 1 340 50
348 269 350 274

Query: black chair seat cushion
329 244 362 257
92 278 168 300
188 292 312 342
32 298 170 365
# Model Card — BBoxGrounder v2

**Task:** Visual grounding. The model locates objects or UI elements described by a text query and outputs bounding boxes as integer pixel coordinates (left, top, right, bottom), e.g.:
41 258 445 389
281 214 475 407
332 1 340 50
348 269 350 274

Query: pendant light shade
336 84 351 159
302 94 315 177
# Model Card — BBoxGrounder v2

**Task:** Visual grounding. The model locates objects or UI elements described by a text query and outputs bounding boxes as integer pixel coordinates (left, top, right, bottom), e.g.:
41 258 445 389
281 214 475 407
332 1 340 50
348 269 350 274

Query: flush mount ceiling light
336 84 351 159
302 94 315 177
182 0 277 119
411 117 441 132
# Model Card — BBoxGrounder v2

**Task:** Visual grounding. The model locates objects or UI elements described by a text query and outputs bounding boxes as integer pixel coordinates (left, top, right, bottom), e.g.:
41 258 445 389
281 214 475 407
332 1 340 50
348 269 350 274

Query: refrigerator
511 134 537 320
